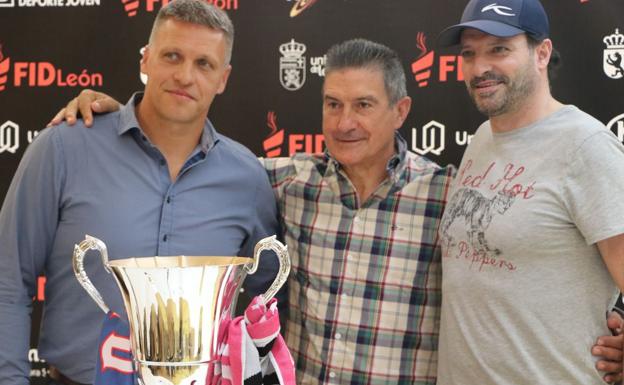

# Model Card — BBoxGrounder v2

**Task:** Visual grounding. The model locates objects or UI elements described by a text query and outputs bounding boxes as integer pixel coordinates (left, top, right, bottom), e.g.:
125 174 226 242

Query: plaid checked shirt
262 136 454 385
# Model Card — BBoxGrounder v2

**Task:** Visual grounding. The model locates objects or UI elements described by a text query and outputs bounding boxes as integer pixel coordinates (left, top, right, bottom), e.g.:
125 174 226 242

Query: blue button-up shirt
0 94 279 385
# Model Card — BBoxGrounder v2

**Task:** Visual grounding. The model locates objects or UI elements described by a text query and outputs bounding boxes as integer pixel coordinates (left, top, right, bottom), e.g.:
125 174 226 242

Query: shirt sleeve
563 131 624 245
0 128 64 385
260 157 297 203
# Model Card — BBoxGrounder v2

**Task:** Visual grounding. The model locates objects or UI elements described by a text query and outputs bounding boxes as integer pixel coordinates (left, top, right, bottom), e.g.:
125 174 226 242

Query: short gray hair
324 39 407 105
149 0 235 65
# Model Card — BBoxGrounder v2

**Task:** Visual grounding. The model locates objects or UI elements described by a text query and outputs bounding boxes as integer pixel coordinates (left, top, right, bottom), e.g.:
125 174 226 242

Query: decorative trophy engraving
73 235 290 385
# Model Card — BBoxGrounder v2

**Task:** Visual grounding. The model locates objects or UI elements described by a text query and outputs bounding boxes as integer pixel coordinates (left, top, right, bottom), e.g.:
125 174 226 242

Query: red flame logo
416 32 428 58
121 0 140 17
412 33 435 88
264 111 285 158
0 43 10 91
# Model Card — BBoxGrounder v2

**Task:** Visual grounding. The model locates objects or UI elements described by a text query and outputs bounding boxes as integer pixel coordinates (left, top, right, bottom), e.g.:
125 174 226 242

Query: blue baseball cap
438 0 549 47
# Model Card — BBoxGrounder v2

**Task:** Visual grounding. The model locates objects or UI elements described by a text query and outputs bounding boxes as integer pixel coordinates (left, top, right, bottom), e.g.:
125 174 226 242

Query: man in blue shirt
0 1 279 385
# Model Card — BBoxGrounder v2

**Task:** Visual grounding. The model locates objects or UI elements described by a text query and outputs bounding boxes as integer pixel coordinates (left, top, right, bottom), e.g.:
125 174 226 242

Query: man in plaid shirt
259 39 454 384
49 39 621 384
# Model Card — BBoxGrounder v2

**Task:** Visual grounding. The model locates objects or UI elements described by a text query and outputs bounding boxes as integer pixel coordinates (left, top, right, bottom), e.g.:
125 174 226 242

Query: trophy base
137 361 210 385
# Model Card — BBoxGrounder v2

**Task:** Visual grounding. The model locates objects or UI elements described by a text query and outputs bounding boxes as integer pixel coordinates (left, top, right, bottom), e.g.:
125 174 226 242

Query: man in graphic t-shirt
436 0 624 383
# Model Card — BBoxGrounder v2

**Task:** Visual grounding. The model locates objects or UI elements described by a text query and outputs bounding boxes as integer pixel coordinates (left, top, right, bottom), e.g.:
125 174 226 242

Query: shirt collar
117 92 219 154
324 131 408 180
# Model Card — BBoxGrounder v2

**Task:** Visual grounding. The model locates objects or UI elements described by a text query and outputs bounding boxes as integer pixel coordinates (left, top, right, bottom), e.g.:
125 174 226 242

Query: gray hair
149 0 235 65
324 39 407 105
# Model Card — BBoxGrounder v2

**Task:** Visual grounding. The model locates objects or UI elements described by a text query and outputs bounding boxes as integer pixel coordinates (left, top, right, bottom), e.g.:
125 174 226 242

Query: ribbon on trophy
94 312 138 385
94 297 295 385
207 296 295 385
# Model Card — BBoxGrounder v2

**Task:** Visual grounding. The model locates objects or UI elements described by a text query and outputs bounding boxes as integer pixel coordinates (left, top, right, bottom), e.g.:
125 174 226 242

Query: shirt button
353 216 360 223
329 372 336 379
166 196 171 204
162 234 168 242
346 254 353 261
160 160 165 166
335 333 342 340
341 292 349 299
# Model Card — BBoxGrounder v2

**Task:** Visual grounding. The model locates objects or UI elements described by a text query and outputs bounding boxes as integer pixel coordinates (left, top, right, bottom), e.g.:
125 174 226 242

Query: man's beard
467 63 537 118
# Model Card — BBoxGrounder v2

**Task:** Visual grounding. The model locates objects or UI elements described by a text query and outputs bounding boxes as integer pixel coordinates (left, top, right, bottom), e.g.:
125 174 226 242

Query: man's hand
593 311 623 383
46 89 121 127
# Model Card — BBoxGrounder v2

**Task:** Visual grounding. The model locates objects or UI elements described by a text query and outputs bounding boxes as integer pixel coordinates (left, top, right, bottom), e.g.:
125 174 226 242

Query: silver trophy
73 234 290 385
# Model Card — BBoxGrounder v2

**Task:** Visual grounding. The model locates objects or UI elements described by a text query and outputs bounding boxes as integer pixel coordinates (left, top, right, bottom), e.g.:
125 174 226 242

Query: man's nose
336 107 356 131
173 61 193 84
471 54 493 77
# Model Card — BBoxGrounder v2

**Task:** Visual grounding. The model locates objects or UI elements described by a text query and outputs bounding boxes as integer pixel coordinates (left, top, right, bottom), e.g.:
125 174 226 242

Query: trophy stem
136 361 209 385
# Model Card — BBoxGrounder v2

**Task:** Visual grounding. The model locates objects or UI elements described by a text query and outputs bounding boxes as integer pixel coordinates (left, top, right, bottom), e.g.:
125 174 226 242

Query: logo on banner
0 44 103 92
455 131 474 146
265 111 285 157
279 39 307 91
608 113 624 143
0 121 19 154
8 0 99 7
288 0 318 17
28 348 45 364
28 130 40 143
121 0 238 17
35 276 46 301
604 28 624 79
411 120 445 156
411 32 463 88
310 55 326 77
121 0 139 16
264 111 324 157
29 348 48 378
0 45 10 91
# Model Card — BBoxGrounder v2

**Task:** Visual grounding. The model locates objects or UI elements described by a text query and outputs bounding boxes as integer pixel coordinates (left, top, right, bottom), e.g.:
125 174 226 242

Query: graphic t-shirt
437 105 624 384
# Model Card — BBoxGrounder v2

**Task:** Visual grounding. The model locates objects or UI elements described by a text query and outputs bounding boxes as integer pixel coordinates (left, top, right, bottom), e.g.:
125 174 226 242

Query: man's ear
535 38 552 71
216 64 232 95
394 96 412 128
140 45 150 71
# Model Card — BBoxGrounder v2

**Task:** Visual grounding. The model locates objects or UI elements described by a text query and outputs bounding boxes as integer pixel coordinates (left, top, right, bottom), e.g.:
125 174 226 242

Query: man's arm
47 89 121 127
595 235 624 383
599 234 624 293
240 162 284 302
0 128 63 385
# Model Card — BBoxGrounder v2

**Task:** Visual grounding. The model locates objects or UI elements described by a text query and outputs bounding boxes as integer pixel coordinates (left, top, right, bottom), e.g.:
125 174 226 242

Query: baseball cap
437 0 549 47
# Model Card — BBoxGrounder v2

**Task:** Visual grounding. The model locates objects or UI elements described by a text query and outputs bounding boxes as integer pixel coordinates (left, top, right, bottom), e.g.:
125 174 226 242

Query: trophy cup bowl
73 235 290 385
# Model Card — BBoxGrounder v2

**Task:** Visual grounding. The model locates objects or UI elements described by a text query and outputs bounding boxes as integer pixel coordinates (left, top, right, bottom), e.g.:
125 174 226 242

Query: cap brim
437 20 525 47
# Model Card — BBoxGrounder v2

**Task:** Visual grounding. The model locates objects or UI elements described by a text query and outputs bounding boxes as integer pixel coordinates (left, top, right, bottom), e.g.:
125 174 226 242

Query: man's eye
164 52 179 61
197 59 213 70
460 50 474 59
492 46 509 54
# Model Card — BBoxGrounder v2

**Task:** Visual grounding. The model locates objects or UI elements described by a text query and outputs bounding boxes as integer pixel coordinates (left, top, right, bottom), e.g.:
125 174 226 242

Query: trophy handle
72 234 111 314
245 235 290 302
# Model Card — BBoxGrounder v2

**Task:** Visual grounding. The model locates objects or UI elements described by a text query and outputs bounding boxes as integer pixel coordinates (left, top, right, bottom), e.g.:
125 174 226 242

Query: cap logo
481 3 516 17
